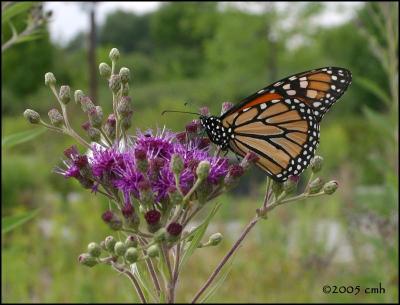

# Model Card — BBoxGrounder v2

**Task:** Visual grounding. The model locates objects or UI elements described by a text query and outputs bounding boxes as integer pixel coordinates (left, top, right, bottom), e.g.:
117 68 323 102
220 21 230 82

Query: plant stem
191 215 260 303
169 243 181 303
138 237 162 297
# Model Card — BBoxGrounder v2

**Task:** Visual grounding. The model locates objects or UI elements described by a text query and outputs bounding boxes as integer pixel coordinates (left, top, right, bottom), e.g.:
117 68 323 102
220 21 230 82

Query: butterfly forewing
226 98 319 181
222 67 352 123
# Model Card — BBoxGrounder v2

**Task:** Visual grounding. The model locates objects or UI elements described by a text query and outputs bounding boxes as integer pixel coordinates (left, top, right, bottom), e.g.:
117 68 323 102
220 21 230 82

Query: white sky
44 1 363 46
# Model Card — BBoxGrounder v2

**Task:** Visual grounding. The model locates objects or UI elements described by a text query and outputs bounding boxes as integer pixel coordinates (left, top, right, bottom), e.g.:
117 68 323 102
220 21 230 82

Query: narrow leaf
2 209 40 234
131 262 158 303
199 252 237 303
2 127 46 148
355 77 391 105
180 202 222 270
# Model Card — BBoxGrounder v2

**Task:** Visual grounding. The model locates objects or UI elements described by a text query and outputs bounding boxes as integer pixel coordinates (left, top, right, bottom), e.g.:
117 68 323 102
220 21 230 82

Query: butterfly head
200 115 231 149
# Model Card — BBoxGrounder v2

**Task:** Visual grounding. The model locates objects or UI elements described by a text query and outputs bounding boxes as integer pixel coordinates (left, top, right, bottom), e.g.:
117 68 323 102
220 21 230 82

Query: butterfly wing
222 67 352 123
225 98 319 181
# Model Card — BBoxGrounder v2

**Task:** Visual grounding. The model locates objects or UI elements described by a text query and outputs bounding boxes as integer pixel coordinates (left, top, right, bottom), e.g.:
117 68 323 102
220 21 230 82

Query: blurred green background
2 2 398 303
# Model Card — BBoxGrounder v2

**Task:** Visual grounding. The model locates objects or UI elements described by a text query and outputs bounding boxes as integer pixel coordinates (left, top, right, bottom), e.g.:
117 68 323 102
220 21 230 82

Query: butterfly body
201 67 352 182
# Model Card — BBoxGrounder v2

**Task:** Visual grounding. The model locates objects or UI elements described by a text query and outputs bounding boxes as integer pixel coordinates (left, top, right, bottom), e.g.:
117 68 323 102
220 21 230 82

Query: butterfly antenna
161 110 201 116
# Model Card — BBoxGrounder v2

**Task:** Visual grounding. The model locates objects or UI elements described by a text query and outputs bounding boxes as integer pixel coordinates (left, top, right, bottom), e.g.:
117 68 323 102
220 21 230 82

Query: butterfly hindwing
226 98 320 182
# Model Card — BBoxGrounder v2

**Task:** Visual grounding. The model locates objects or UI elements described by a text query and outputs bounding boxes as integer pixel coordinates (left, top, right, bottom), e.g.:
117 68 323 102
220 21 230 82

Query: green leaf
2 2 35 25
180 202 222 270
2 209 40 234
2 127 46 149
14 31 46 44
199 251 237 303
355 77 392 106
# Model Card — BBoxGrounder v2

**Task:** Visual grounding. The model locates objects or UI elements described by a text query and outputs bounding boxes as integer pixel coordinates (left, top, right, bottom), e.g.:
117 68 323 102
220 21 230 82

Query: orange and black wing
222 67 352 123
224 98 319 181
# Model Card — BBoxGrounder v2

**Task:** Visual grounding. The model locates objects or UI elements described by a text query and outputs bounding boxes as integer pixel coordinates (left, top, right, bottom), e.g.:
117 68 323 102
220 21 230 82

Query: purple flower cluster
57 128 230 205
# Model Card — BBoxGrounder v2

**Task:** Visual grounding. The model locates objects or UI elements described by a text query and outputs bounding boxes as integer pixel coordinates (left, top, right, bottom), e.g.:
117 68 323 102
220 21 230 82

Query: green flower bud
114 241 126 257
154 228 167 242
59 85 71 104
44 72 56 86
87 242 102 257
88 106 103 128
119 67 130 84
125 236 138 248
271 180 283 196
117 96 132 118
109 74 122 93
125 247 139 264
122 83 130 96
310 156 324 173
209 233 223 246
323 180 338 195
100 240 106 250
168 187 183 205
23 109 40 124
308 177 324 194
105 236 116 252
109 48 120 62
99 62 111 78
80 96 95 113
283 176 299 194
147 245 159 258
48 108 64 127
171 154 184 175
196 161 211 181
87 127 101 142
78 253 97 267
74 90 84 104
121 116 132 131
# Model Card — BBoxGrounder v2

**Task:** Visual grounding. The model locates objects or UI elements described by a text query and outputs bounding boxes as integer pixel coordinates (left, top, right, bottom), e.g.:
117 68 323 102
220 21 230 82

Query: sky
44 2 363 46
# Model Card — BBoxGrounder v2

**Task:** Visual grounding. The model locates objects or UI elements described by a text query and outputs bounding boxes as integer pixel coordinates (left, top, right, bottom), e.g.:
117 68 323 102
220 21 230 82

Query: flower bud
241 151 260 170
87 242 102 257
209 233 223 246
122 203 140 229
171 154 184 175
74 90 84 104
114 241 126 257
44 72 56 86
154 228 167 242
105 236 116 252
147 245 159 258
122 83 130 96
87 127 101 142
323 180 338 195
125 247 139 263
224 164 244 187
119 67 130 84
168 186 183 205
308 177 324 194
99 62 111 78
283 175 299 194
125 236 138 248
59 85 71 104
109 74 122 93
196 161 210 181
185 121 198 134
144 210 161 233
80 96 95 113
88 106 103 128
199 107 210 116
166 223 183 242
104 114 116 140
117 96 132 117
23 109 40 124
109 48 120 62
271 180 283 196
221 102 234 115
121 116 132 131
310 156 323 173
78 253 97 267
102 210 122 231
48 108 64 127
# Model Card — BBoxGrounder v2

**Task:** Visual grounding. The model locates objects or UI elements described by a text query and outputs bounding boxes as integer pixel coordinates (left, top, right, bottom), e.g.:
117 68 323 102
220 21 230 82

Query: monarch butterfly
199 67 352 182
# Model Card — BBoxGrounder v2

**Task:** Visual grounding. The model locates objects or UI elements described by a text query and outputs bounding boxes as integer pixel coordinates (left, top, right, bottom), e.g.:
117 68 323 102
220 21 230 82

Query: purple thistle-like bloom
56 128 230 204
